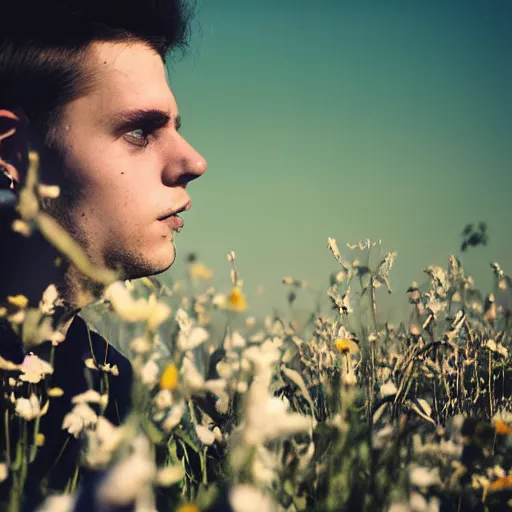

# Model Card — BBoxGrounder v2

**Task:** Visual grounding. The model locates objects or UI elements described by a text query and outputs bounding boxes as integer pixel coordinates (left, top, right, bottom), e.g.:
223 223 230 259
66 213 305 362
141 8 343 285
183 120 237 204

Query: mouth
158 200 192 232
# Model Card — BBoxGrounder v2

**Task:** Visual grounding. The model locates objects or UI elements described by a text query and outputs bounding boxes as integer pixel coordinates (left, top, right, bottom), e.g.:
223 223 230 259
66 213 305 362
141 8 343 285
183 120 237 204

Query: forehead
85 41 177 116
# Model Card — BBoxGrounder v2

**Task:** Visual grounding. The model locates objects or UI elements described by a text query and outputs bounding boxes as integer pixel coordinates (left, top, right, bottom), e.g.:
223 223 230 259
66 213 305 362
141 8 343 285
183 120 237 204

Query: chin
122 244 176 280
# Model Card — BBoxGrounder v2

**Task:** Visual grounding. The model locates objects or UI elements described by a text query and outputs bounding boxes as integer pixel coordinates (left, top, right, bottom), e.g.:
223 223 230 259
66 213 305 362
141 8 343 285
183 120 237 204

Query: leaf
281 365 316 429
372 402 389 424
409 398 435 425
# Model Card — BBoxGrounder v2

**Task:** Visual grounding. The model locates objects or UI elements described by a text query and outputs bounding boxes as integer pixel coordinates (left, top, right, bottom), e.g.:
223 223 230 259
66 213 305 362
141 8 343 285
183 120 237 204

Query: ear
0 109 29 190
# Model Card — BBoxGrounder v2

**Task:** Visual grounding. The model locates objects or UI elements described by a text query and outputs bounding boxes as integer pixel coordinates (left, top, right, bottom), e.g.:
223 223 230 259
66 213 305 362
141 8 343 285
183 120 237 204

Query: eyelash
124 128 152 148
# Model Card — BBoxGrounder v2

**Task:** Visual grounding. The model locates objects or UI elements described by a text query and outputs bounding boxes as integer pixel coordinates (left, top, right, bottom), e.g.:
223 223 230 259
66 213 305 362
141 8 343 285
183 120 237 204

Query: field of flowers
1 151 511 511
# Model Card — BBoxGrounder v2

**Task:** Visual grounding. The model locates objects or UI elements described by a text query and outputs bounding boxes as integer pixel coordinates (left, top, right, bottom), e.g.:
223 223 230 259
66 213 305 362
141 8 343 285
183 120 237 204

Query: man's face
44 41 207 279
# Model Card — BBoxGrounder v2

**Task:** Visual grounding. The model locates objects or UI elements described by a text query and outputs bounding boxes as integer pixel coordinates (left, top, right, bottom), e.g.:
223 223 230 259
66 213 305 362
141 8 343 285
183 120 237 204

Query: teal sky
165 1 512 321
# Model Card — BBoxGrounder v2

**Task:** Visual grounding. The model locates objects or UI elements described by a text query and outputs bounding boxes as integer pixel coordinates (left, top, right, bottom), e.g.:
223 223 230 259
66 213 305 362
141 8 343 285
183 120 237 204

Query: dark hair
0 0 195 144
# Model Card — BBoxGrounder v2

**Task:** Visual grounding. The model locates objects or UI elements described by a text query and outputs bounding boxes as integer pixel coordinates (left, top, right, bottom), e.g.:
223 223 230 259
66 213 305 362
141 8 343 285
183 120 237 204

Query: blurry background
165 0 511 321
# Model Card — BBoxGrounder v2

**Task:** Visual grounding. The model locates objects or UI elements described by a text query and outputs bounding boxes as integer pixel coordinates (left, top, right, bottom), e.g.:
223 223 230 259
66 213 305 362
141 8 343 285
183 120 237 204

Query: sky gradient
164 0 512 321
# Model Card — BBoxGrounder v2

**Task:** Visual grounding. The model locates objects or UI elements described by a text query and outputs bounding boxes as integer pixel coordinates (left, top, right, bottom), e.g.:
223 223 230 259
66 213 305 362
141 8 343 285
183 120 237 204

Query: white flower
212 293 227 308
215 392 230 414
177 326 209 351
97 435 156 506
62 403 98 438
20 354 54 384
181 355 206 392
410 466 440 488
0 463 7 483
224 330 246 350
380 380 397 398
39 284 62 315
175 307 193 331
195 425 215 445
71 389 104 405
99 363 119 376
15 394 47 421
252 445 278 486
83 417 126 469
156 465 184 486
180 356 230 408
140 359 159 386
244 383 311 446
242 344 280 378
162 399 186 433
373 425 395 450
36 494 76 512
154 389 174 410
105 282 170 329
229 485 274 512
130 336 152 355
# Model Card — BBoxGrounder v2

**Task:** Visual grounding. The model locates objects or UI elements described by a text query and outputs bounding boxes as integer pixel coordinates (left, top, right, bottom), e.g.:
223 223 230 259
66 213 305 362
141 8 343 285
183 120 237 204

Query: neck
0 206 105 333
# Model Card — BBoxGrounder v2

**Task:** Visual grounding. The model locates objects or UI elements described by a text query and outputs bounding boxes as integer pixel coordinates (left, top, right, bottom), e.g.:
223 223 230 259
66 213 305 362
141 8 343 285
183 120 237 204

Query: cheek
60 134 165 233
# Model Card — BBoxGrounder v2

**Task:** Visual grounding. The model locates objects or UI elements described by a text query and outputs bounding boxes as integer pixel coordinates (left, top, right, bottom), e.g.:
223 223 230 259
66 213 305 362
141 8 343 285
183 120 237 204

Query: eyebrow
112 108 181 133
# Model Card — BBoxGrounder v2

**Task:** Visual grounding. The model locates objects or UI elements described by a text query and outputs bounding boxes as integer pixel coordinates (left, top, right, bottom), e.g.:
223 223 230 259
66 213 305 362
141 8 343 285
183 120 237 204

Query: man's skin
0 41 207 325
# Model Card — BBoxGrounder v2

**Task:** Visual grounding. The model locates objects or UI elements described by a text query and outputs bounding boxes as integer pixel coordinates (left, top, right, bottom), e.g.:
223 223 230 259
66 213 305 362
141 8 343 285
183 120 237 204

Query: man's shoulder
79 316 134 420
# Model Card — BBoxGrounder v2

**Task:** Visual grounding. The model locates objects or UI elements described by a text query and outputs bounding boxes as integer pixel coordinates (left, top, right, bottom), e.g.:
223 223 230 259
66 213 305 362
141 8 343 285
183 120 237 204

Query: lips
158 200 191 232
160 214 184 232
157 200 191 221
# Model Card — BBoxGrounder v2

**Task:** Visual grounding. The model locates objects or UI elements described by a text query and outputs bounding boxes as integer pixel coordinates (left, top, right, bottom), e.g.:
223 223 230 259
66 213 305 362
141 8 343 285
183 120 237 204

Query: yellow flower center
160 363 179 391
227 286 247 312
334 338 357 355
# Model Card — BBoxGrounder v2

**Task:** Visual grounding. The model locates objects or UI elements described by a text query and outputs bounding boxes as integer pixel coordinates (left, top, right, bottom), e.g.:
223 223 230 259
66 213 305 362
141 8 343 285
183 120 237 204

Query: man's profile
0 0 207 508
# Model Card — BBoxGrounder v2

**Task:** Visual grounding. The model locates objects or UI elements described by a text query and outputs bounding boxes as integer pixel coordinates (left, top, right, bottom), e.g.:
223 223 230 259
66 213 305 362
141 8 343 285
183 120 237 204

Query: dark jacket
0 313 133 511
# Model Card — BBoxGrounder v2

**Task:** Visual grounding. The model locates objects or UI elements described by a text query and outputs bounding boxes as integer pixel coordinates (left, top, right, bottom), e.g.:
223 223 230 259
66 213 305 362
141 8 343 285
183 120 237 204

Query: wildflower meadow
1 151 511 512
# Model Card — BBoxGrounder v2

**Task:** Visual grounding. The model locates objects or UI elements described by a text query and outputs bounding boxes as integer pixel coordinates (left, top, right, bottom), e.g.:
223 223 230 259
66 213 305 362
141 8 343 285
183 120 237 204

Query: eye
124 128 150 148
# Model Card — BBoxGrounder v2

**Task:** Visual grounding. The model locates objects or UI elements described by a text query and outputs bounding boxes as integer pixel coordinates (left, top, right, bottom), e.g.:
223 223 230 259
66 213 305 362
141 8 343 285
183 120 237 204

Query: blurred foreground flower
105 282 170 330
160 363 179 391
15 394 48 421
189 261 214 280
19 353 54 383
227 286 247 312
229 484 275 512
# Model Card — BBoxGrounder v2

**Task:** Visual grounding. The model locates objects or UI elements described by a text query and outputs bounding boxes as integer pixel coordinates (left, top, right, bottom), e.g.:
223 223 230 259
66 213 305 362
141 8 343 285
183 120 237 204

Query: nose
163 136 207 187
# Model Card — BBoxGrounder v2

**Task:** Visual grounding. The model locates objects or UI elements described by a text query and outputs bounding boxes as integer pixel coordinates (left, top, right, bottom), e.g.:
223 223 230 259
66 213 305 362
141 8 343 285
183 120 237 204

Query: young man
0 0 207 508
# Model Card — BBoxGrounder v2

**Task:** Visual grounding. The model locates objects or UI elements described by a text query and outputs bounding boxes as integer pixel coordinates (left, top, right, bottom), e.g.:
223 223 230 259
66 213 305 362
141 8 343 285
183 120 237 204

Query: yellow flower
35 433 45 447
177 504 200 512
334 338 359 355
495 419 512 435
189 262 214 280
160 363 179 391
488 475 512 493
7 295 29 309
227 286 247 312
48 387 65 397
